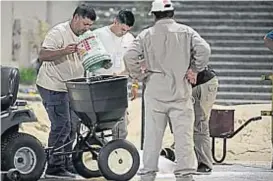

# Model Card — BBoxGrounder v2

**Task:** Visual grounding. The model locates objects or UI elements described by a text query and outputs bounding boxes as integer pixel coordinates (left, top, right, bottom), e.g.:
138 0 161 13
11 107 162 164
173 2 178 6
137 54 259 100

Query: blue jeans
37 85 80 168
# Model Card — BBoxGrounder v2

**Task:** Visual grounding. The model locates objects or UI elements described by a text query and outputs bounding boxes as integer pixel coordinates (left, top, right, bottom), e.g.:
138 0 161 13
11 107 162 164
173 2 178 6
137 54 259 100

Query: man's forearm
39 48 67 61
192 43 211 73
124 51 142 76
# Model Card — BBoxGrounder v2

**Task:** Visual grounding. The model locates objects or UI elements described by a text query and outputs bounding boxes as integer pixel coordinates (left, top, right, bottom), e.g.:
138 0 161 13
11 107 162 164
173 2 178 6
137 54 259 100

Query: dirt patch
20 98 272 162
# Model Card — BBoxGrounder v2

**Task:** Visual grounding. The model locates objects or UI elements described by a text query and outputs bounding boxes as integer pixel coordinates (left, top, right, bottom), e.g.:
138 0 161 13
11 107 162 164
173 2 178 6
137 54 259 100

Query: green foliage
19 67 37 85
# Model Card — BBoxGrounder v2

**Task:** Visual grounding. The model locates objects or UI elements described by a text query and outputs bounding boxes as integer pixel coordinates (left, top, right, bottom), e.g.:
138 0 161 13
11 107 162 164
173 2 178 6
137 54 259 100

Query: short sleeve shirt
36 21 84 92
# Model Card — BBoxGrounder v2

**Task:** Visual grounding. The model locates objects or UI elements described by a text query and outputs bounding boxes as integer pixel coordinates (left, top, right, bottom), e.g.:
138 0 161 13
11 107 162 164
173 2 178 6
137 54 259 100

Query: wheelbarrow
140 96 262 164
209 109 262 163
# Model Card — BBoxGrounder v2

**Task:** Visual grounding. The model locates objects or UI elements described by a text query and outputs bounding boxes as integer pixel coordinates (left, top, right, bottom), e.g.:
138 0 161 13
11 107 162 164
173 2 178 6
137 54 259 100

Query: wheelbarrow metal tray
66 75 128 125
209 109 235 138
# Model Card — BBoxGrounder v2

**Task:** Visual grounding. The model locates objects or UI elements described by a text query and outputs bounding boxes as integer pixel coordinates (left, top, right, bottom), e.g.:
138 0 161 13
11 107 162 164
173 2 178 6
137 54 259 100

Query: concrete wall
0 0 271 68
1 1 15 67
1 1 79 68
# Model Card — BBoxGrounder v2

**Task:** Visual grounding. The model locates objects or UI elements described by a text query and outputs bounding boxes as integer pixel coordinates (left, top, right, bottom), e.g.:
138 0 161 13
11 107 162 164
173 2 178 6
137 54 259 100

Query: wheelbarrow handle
211 115 263 163
227 116 262 139
249 116 262 122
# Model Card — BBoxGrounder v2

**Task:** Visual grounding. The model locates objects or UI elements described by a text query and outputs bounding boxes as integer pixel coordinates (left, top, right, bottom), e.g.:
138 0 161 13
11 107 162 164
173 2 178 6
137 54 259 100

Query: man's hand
63 43 78 54
39 43 78 62
186 68 197 85
140 61 147 74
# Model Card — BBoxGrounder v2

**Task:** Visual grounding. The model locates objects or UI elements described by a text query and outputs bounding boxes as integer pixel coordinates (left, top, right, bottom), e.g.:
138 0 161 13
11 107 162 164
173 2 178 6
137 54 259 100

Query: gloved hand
130 80 139 101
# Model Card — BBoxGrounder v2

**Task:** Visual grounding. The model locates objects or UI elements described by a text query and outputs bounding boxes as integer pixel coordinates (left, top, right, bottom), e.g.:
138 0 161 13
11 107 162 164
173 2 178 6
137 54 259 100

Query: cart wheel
98 139 140 181
72 138 102 178
1 133 46 181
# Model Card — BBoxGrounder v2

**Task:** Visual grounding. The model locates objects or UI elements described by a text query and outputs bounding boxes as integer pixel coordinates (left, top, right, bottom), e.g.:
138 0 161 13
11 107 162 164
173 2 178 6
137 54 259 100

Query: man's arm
190 29 211 73
264 30 273 51
39 49 67 61
38 28 77 61
39 45 77 61
123 33 146 80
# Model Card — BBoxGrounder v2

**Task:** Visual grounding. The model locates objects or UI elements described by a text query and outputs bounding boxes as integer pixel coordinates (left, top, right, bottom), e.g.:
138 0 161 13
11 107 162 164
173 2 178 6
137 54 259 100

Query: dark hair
116 10 135 27
73 4 96 21
153 10 174 20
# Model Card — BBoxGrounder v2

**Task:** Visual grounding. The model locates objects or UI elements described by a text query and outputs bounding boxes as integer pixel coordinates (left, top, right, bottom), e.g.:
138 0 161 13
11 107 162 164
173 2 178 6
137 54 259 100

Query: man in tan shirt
36 4 96 178
124 0 210 180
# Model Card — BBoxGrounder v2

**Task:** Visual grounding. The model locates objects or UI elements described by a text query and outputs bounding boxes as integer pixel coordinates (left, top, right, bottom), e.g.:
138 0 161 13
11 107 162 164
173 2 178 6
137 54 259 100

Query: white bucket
77 30 111 72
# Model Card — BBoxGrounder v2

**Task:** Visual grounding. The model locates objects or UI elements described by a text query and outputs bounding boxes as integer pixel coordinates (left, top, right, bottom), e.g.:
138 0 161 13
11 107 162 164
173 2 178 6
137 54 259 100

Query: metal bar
271 76 273 169
261 74 273 169
141 83 146 150
261 111 273 116
227 116 262 139
211 137 227 163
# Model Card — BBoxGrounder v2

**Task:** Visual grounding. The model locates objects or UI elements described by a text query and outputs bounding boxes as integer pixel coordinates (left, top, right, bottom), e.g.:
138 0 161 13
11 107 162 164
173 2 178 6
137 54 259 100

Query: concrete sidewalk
144 163 273 181
39 163 273 181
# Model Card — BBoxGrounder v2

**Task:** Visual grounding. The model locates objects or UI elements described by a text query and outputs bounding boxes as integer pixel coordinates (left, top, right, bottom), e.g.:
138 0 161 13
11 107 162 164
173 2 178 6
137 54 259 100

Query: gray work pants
139 94 197 181
192 77 218 169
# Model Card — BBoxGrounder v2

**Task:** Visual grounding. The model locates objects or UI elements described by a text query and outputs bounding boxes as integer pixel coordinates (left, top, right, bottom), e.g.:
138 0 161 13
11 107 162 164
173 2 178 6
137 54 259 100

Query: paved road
39 163 273 181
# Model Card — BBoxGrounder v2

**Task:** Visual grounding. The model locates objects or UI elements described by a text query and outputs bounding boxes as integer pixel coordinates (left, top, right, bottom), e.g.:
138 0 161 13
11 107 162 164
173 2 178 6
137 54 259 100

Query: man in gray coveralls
123 0 211 180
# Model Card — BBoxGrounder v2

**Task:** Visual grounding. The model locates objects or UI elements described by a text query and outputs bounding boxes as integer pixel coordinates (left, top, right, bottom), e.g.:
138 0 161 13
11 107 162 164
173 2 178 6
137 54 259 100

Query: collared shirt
124 18 211 102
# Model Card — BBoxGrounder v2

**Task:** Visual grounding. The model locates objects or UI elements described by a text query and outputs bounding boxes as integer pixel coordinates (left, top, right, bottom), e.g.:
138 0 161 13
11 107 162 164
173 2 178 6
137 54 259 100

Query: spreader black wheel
98 139 140 181
72 138 102 178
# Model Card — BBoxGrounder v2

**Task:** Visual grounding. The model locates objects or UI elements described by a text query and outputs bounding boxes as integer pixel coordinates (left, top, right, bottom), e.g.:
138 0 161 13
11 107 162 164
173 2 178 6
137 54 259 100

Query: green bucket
78 30 112 73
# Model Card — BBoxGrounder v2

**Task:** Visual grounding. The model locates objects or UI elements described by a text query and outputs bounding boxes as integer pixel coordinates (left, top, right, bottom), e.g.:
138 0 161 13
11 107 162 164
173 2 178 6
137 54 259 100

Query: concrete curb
18 94 42 102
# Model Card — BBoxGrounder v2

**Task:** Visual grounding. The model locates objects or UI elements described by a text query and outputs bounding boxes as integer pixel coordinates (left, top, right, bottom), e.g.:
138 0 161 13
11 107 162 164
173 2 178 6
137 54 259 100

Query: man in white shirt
93 10 135 139
36 4 96 178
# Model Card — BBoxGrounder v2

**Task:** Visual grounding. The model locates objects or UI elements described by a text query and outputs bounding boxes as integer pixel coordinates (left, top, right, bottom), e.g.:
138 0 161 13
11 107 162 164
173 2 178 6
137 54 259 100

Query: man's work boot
65 157 78 174
197 163 212 175
45 166 76 179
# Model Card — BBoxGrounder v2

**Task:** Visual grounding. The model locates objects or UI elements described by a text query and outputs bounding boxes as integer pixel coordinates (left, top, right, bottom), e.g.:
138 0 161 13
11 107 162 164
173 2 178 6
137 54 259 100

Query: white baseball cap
150 0 174 12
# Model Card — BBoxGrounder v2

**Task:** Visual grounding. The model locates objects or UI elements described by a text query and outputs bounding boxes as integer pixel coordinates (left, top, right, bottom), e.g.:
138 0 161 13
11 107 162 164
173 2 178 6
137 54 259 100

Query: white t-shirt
36 21 84 92
93 26 135 75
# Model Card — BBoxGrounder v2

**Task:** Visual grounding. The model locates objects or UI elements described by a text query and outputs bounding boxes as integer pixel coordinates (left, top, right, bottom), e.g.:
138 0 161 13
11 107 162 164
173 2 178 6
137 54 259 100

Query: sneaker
45 167 76 179
197 163 212 175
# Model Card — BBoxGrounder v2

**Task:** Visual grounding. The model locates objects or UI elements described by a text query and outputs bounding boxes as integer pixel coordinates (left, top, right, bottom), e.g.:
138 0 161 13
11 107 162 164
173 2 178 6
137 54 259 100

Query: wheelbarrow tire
1 132 46 181
72 138 102 178
98 139 140 181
